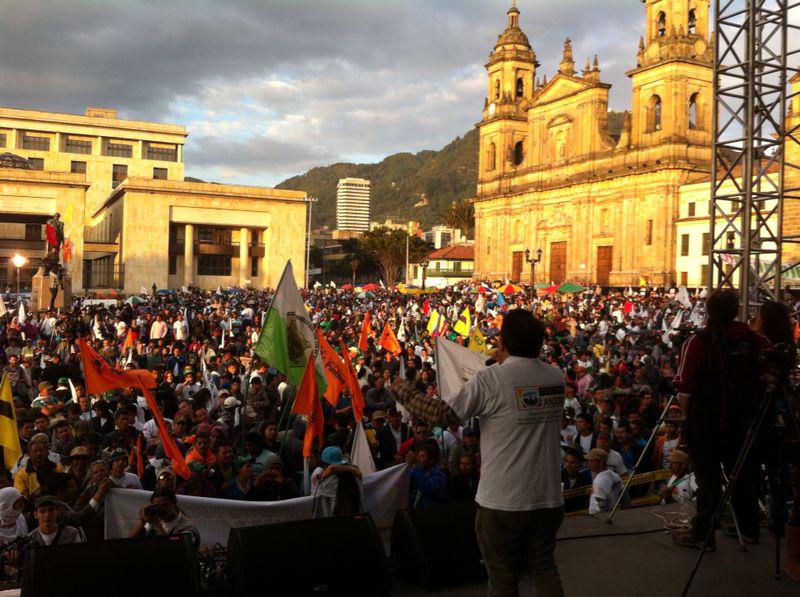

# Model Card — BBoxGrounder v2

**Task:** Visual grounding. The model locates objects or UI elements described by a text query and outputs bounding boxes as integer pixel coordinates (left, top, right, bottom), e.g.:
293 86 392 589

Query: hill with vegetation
277 111 626 229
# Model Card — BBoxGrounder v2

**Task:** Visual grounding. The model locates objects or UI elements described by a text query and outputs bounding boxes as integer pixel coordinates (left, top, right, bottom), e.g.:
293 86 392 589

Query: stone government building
0 107 307 294
472 0 800 287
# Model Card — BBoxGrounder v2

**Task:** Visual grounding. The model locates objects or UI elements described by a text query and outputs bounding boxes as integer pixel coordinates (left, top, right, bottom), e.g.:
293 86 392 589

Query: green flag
255 261 327 391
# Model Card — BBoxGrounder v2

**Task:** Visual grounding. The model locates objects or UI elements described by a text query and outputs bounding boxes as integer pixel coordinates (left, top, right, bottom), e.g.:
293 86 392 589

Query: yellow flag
468 328 492 355
426 310 444 336
454 307 472 337
638 277 648 286
0 375 21 470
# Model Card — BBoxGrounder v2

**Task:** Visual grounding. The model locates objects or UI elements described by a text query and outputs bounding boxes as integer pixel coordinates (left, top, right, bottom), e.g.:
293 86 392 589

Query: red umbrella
541 284 559 293
341 284 353 290
476 286 489 294
361 283 380 291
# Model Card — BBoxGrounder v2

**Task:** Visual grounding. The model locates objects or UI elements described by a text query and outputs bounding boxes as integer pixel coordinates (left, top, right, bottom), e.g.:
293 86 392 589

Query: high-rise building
336 178 371 232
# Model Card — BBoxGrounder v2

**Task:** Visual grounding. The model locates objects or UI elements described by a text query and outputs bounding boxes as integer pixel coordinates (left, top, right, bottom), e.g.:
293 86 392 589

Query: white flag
349 422 377 475
67 378 79 404
676 286 692 308
140 286 147 295
18 302 26 324
201 359 219 408
435 337 487 399
181 285 189 293
0 294 6 318
397 319 407 342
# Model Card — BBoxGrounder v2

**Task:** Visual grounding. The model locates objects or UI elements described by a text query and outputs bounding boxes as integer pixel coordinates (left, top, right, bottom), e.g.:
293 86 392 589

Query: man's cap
668 449 689 464
264 454 283 469
250 376 263 385
371 410 387 422
67 446 91 460
584 448 609 463
109 449 128 462
38 381 53 392
223 396 241 408
57 377 70 386
321 446 344 466
34 495 60 509
48 416 68 430
235 456 255 470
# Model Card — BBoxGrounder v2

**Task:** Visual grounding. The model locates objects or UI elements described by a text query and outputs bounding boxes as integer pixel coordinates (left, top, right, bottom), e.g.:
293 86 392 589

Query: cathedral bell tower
478 2 538 183
628 0 713 150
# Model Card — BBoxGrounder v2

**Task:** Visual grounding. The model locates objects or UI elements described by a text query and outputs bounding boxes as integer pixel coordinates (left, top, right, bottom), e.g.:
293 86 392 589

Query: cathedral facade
472 0 715 286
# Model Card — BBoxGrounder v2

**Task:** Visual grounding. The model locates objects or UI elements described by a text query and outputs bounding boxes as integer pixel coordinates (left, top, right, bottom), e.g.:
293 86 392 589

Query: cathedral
472 0 718 286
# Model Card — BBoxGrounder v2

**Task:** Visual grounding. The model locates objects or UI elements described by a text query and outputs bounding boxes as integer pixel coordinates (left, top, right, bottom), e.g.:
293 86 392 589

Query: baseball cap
223 396 241 408
371 411 387 422
109 449 128 462
584 448 609 463
34 495 60 509
321 446 344 466
668 449 689 464
188 461 207 474
38 381 53 392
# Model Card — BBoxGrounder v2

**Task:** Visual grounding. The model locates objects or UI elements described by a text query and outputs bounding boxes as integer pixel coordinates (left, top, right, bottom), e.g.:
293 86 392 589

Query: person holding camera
673 289 768 549
128 487 200 547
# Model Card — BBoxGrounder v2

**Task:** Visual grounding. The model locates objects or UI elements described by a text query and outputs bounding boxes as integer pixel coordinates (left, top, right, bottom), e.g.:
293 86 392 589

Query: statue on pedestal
43 213 65 310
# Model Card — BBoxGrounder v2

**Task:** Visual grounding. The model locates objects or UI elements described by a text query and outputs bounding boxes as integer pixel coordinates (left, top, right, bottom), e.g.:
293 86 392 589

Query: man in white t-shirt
596 432 628 477
108 450 143 490
660 449 697 505
173 314 189 341
586 448 622 515
395 309 566 596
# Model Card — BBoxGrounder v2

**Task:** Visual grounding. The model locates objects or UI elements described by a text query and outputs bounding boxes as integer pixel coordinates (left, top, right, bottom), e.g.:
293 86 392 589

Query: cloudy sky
0 0 647 186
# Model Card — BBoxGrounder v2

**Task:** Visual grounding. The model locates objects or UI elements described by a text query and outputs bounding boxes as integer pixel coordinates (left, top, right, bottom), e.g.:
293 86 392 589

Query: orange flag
78 339 190 479
358 311 371 353
316 329 347 407
379 323 402 355
292 354 324 458
122 329 134 352
340 340 365 424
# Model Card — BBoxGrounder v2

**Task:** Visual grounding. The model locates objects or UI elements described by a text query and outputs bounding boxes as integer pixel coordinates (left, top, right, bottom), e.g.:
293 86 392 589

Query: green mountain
276 111 625 230
276 128 479 229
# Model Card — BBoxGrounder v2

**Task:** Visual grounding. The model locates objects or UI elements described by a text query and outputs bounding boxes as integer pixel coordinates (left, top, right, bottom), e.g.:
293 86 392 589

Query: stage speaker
22 534 198 597
391 500 487 587
227 513 390 597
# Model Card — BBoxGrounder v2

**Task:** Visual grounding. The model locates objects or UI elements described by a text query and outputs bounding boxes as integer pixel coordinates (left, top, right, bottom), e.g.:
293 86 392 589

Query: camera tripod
682 374 800 596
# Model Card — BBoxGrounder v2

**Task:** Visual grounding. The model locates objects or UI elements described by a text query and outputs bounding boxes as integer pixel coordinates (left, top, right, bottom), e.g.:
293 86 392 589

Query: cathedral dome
495 4 531 50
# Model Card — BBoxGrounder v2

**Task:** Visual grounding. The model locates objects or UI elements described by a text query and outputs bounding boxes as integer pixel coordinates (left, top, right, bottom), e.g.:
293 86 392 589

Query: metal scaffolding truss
709 0 800 317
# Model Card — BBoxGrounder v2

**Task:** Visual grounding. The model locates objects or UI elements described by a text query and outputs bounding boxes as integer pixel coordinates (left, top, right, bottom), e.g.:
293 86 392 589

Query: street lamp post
420 256 430 290
12 254 27 302
351 258 359 286
524 248 542 304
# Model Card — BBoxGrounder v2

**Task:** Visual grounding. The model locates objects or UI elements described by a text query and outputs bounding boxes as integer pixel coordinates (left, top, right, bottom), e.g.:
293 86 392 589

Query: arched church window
494 79 501 100
657 11 667 37
513 141 524 166
649 95 663 132
516 77 524 98
688 9 697 35
689 93 699 129
487 142 496 171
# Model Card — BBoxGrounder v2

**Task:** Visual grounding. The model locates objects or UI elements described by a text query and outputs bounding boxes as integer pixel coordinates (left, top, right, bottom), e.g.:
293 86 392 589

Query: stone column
184 224 194 286
239 227 249 287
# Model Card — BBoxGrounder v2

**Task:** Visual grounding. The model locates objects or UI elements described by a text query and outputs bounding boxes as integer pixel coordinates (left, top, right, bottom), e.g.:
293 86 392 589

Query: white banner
435 336 487 399
105 464 410 549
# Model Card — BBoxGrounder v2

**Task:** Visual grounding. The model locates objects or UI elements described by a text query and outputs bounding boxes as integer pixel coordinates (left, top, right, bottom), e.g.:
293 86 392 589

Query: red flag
358 311 371 353
61 238 72 263
292 354 324 458
316 329 347 407
45 224 58 249
340 340 365 424
78 339 189 479
378 323 402 355
423 298 430 316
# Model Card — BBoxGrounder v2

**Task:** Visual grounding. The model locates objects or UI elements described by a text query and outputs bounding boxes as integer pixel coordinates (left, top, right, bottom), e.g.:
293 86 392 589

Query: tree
445 199 475 238
358 227 430 287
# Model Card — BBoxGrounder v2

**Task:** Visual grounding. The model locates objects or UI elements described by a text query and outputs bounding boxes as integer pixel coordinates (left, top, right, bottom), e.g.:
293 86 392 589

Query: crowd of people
0 279 797 581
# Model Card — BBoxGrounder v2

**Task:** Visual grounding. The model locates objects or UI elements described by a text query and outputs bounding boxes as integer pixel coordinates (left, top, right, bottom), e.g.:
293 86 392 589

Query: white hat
224 396 241 408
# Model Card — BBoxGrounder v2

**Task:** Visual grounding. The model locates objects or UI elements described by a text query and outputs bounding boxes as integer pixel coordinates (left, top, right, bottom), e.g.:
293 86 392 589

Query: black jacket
376 423 409 468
